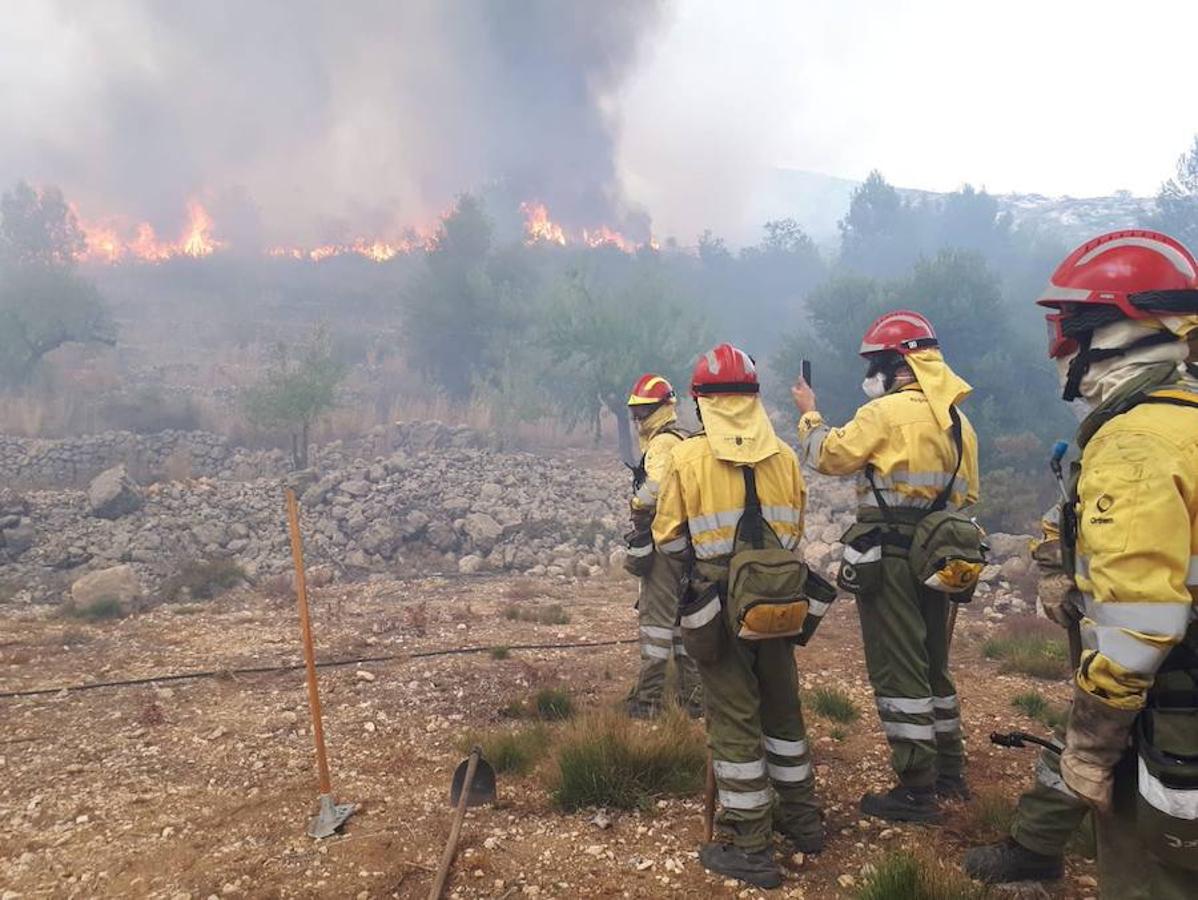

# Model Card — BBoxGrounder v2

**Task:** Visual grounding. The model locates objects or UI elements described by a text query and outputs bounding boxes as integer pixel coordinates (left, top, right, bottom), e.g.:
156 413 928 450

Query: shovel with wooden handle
427 746 497 900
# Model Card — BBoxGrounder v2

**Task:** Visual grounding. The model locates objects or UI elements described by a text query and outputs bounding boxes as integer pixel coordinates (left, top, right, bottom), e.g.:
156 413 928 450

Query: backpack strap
741 466 765 550
867 405 963 515
931 406 964 513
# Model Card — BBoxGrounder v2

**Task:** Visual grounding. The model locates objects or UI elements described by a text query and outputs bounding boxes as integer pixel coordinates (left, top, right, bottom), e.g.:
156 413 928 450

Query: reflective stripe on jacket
652 435 806 566
797 383 980 510
1074 385 1198 710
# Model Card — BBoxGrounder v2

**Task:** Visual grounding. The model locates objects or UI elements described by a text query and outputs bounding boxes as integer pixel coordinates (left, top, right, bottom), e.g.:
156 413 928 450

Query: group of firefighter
617 229 1198 895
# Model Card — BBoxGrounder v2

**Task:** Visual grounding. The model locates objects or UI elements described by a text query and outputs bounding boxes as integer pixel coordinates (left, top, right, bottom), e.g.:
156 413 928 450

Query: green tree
0 181 114 388
243 326 345 469
1154 134 1198 247
538 265 706 463
838 170 919 277
401 194 533 399
0 181 86 268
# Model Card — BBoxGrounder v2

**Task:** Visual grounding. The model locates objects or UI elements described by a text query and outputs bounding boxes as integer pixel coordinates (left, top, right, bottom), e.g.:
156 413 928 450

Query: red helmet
690 343 759 397
859 310 938 356
1037 229 1198 359
627 373 676 407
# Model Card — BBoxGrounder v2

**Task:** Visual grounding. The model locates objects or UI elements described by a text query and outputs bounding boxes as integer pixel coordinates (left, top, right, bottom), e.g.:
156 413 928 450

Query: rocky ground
0 428 1040 621
0 567 1097 900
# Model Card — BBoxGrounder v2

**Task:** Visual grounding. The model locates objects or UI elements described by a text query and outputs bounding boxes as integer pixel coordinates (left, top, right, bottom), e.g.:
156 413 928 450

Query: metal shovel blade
309 793 356 839
449 754 497 808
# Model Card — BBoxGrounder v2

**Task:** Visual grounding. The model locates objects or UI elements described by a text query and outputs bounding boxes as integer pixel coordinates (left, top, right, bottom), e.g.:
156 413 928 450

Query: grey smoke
0 0 667 246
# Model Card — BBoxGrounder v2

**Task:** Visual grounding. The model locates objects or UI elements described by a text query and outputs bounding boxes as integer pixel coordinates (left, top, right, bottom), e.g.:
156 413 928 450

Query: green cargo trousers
1093 763 1193 900
1008 726 1090 857
629 551 702 711
856 553 964 787
696 625 820 851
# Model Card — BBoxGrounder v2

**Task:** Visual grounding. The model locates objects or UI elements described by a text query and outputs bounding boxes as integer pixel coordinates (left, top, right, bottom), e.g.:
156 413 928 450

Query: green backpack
868 406 987 599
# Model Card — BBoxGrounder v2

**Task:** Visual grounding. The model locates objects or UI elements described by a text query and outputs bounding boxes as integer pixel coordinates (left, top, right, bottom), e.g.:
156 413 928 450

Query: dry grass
534 688 574 721
160 558 247 603
982 617 1070 680
502 603 570 626
63 597 127 622
550 709 705 811
460 724 553 776
963 789 1017 842
856 849 990 900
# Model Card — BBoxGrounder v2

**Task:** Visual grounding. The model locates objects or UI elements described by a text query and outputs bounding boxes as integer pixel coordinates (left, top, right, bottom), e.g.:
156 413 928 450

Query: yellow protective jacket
653 434 806 571
631 409 686 515
797 383 980 510
1073 383 1198 710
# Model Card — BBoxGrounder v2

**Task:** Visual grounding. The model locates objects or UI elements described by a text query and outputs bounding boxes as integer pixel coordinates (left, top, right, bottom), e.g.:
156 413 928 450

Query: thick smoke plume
0 0 666 247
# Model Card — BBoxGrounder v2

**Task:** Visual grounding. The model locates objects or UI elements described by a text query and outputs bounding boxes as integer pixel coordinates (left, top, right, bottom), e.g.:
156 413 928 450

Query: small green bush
811 686 860 723
983 618 1069 680
1011 691 1048 720
856 849 989 900
66 596 126 621
551 710 705 811
535 688 574 721
830 726 848 742
162 558 247 603
1011 690 1069 730
463 724 552 776
491 646 511 660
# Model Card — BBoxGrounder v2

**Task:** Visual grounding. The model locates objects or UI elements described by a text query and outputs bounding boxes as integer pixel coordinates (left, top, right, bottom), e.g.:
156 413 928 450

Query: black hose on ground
0 637 638 701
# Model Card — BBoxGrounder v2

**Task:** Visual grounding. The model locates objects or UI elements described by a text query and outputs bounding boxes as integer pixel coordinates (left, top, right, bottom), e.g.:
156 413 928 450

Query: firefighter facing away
793 311 981 823
965 229 1198 897
622 374 703 719
655 343 833 889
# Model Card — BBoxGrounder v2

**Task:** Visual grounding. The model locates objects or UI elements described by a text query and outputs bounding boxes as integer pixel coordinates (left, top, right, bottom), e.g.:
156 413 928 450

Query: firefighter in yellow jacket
792 311 980 823
623 374 702 718
966 230 1198 897
654 343 824 890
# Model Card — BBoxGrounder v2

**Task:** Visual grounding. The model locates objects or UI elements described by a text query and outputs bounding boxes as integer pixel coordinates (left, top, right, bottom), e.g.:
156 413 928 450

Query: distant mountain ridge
752 168 1157 247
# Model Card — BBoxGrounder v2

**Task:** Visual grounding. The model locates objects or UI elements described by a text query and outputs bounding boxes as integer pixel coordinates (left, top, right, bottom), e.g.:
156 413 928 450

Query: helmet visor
1045 312 1077 359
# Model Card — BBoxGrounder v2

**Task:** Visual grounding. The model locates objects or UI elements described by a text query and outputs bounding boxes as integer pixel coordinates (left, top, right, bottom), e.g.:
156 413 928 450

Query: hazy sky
619 0 1198 236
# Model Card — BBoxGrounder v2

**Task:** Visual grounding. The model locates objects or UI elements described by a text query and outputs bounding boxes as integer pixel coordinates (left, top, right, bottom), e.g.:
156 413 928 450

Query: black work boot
860 784 943 824
962 838 1064 883
698 842 782 889
935 772 972 801
773 820 825 854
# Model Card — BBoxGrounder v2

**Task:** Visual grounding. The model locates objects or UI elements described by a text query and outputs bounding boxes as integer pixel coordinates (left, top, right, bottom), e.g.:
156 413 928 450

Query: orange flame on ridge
74 198 651 264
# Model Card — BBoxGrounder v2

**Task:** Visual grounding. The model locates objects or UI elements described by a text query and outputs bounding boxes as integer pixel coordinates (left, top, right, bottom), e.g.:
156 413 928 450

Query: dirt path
0 574 1095 899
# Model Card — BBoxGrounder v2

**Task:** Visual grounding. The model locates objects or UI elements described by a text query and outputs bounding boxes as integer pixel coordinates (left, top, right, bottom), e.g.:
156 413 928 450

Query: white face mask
861 373 888 399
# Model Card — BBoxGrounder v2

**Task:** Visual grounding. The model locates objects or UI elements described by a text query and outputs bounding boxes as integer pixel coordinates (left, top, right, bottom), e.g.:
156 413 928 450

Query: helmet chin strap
1062 329 1181 402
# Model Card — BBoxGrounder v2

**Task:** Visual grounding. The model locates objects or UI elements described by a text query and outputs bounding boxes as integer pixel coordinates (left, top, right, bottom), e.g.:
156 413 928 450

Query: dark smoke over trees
1 1 666 246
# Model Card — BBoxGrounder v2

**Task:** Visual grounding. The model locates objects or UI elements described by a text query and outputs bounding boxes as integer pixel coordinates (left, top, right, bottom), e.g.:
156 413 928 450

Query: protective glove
1039 573 1082 629
1060 684 1138 814
629 505 654 533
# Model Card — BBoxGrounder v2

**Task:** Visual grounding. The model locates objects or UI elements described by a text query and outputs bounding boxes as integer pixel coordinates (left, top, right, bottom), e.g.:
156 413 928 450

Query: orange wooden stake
285 487 354 838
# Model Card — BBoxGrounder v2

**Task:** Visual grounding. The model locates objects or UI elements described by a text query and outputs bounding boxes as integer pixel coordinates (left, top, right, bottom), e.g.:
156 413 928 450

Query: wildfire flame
582 225 638 254
520 201 566 246
73 198 652 264
76 199 224 263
